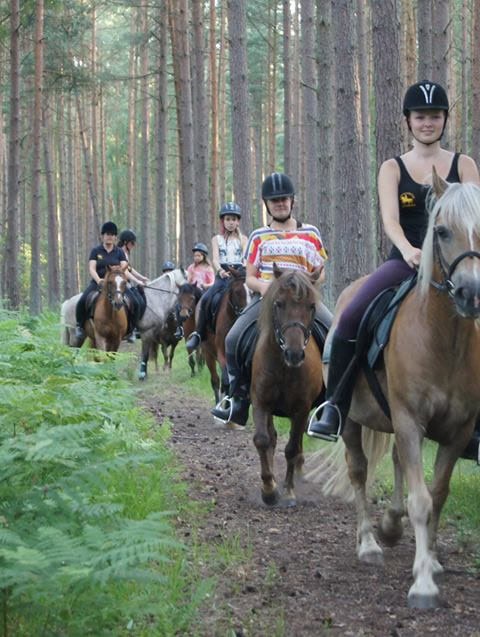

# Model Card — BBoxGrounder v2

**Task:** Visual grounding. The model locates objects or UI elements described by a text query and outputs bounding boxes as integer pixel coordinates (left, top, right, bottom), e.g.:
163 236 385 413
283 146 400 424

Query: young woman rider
186 202 247 351
308 80 480 455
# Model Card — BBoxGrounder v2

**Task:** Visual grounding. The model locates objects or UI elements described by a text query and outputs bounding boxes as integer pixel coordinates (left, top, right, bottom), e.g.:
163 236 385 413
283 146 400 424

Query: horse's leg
161 343 168 370
169 343 177 369
394 422 439 609
203 345 220 403
378 443 405 546
282 411 307 507
139 338 150 380
343 419 384 565
187 346 196 376
253 406 279 506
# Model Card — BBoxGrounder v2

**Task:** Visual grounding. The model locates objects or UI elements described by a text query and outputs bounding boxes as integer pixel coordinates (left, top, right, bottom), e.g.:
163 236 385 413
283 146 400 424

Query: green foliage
0 312 211 635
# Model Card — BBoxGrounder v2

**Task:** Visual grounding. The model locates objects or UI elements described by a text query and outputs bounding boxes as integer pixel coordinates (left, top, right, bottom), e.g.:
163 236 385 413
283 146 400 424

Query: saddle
323 274 417 419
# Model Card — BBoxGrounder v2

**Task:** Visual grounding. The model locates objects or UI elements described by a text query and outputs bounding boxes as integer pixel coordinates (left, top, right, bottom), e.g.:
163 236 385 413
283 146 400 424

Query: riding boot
460 425 480 463
307 334 358 442
211 382 250 426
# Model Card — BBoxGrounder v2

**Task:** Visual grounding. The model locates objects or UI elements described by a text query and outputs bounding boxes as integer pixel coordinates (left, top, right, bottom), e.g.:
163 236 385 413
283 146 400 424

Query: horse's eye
274 301 284 310
435 225 451 241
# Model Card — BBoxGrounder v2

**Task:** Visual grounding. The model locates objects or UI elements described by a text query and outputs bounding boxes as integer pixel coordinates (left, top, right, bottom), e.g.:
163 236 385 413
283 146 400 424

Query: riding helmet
192 242 209 256
118 229 137 244
162 260 175 272
261 172 295 200
219 202 242 218
101 221 118 235
402 81 449 116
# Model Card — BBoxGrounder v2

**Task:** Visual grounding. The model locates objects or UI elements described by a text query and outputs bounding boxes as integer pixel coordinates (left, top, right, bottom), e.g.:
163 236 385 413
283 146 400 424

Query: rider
174 243 215 339
161 260 176 273
117 229 150 343
185 202 247 351
211 172 332 426
307 80 480 453
74 221 128 341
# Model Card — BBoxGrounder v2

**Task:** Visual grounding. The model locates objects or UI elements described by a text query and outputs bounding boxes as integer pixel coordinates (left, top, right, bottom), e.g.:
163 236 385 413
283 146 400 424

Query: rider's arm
459 154 480 184
246 261 270 297
211 235 222 274
378 158 420 268
88 259 102 284
128 266 149 284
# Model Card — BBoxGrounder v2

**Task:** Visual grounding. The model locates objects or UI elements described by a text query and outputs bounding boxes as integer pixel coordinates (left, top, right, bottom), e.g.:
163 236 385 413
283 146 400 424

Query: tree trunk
209 0 219 226
43 96 60 306
472 0 480 165
6 0 21 309
29 0 44 315
139 0 151 274
227 0 252 231
417 1 433 80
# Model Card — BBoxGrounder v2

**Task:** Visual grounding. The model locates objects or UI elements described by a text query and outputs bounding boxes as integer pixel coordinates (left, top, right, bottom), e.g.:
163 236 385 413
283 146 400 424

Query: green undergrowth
0 311 215 636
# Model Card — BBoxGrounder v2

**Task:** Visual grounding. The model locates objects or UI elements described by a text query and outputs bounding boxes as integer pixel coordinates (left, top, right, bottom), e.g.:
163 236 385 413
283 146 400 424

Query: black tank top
388 153 461 260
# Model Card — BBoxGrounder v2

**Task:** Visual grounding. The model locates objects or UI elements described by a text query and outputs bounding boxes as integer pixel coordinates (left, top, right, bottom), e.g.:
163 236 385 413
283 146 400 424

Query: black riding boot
307 335 357 442
211 383 250 426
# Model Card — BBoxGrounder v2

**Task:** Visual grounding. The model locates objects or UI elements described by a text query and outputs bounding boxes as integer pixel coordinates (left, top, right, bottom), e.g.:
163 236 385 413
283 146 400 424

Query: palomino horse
137 268 186 380
202 268 248 403
314 173 480 609
251 266 323 507
177 282 203 376
84 266 128 351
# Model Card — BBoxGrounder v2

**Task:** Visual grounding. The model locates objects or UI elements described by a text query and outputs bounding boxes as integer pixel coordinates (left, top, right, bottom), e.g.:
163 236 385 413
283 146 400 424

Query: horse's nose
454 279 480 318
283 348 305 368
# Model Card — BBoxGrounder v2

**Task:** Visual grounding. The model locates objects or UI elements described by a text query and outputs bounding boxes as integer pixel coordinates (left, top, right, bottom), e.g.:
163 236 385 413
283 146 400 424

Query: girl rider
307 81 480 457
186 202 248 351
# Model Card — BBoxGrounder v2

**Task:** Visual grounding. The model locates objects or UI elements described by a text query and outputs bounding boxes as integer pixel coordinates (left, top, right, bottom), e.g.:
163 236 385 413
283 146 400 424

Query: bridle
272 299 315 352
431 225 480 298
105 275 126 309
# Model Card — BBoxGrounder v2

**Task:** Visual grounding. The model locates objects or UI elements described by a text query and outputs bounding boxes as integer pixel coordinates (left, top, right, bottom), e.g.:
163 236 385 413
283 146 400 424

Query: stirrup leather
211 396 233 423
307 401 342 441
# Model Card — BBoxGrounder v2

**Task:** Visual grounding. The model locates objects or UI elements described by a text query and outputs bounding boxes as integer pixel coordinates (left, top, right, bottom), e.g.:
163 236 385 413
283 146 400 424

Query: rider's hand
402 246 422 269
219 269 230 279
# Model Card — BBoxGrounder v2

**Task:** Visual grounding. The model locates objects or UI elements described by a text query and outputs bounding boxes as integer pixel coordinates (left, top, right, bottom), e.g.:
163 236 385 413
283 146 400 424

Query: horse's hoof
138 372 146 381
407 592 440 609
281 497 297 508
262 489 280 506
359 550 384 566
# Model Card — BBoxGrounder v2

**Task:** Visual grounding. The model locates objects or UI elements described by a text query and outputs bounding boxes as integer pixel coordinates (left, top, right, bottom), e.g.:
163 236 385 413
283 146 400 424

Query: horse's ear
432 165 448 199
309 265 324 283
273 262 282 279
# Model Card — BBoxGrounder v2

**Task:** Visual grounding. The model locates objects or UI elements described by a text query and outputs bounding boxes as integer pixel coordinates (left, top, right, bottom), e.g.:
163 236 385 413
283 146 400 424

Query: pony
202 268 248 403
84 266 128 351
311 172 480 609
177 282 204 376
137 268 186 380
251 266 324 507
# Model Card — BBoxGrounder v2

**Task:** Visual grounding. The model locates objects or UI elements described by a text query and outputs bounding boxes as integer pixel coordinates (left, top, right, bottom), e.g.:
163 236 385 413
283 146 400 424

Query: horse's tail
304 428 392 502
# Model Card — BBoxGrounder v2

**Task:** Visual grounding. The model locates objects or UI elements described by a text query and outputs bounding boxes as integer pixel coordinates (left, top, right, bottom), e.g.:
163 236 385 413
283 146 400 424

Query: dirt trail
143 385 480 637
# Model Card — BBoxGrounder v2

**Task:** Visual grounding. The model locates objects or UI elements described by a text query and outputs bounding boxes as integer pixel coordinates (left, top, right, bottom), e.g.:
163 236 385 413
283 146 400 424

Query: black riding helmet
219 202 242 218
261 172 295 200
402 81 449 115
162 260 175 272
118 229 137 244
192 242 209 256
101 221 118 235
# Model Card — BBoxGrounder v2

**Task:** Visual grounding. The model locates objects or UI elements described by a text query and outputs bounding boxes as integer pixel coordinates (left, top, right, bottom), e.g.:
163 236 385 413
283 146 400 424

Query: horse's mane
179 282 203 302
418 181 480 296
258 270 319 334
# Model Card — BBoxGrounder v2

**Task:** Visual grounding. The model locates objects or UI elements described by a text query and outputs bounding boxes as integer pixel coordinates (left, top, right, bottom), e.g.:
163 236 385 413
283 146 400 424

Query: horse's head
177 282 202 320
261 264 321 367
103 266 128 310
419 168 480 318
226 266 248 317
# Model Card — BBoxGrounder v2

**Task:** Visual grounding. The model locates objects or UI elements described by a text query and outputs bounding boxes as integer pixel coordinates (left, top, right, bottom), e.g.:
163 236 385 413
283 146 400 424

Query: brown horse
251 266 324 507
312 173 480 609
202 268 248 403
84 266 128 351
177 282 203 376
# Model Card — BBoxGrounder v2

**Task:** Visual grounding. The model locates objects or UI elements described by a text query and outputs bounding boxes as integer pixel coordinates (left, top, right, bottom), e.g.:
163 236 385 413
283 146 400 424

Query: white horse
60 293 82 346
137 268 186 380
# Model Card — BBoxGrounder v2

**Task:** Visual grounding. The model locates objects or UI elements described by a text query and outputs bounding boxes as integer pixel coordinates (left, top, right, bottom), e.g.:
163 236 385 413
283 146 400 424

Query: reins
272 300 315 352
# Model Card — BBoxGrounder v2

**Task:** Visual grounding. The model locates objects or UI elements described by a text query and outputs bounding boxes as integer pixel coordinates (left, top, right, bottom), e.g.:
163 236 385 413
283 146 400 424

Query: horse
137 268 186 380
311 172 480 609
60 292 82 346
202 268 249 403
176 282 203 376
83 266 129 351
251 266 324 507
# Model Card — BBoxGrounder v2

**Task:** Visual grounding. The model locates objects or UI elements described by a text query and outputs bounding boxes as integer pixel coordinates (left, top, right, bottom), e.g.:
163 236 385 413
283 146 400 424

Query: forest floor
139 368 480 637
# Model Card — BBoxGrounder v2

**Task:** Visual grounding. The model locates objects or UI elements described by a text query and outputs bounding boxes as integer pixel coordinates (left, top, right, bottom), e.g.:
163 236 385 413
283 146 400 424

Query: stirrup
211 396 233 423
307 401 342 442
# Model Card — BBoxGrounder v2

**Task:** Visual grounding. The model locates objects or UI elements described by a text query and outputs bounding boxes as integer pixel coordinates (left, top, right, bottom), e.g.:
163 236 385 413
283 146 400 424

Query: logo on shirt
400 192 415 208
